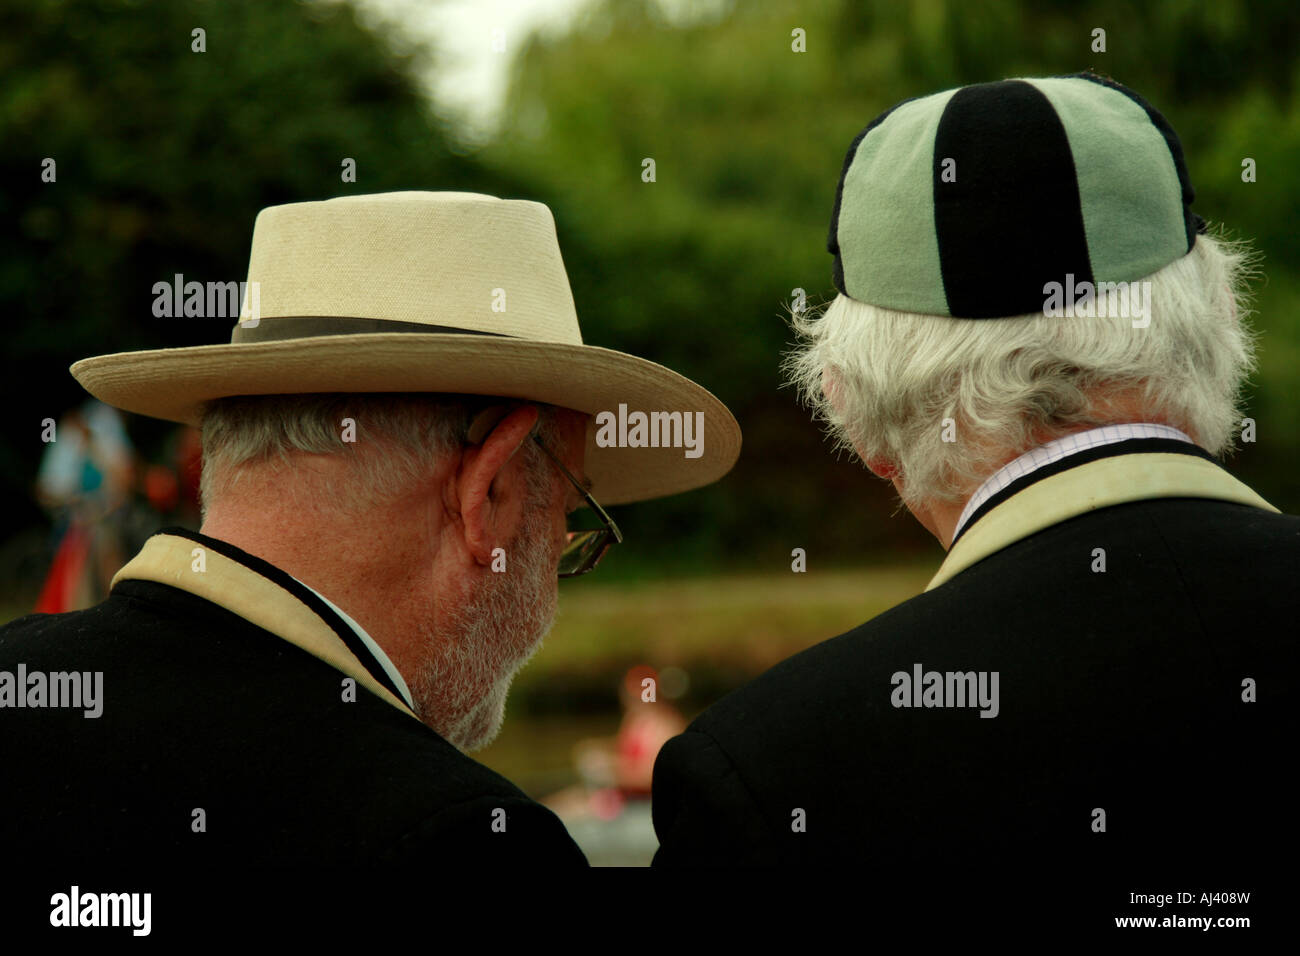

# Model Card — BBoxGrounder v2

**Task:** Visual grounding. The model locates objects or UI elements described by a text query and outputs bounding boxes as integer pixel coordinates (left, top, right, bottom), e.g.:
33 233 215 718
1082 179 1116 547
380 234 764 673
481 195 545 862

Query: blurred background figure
576 665 686 798
33 400 135 612
144 425 204 529
545 665 686 864
31 402 201 613
611 664 687 797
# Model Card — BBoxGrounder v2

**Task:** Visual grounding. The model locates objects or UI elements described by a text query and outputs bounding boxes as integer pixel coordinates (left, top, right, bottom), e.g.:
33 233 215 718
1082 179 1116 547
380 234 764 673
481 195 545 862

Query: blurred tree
489 0 1300 570
2 0 1297 577
0 0 518 542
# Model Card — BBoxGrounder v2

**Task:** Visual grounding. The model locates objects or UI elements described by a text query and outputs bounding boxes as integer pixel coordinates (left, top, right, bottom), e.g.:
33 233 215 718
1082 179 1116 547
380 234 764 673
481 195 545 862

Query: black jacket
0 528 586 868
652 440 1295 902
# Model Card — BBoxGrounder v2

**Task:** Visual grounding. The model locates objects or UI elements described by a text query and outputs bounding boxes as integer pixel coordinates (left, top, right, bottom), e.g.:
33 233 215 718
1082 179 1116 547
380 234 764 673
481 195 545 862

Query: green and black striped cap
828 72 1207 318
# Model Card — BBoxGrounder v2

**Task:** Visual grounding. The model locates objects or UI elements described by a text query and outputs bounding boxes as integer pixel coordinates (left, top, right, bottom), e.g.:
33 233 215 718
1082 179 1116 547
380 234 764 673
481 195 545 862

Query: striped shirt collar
952 423 1195 544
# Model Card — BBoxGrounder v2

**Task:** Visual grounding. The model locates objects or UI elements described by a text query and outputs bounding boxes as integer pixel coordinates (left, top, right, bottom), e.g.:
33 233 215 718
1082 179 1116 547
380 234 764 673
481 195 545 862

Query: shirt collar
926 438 1278 592
952 423 1194 543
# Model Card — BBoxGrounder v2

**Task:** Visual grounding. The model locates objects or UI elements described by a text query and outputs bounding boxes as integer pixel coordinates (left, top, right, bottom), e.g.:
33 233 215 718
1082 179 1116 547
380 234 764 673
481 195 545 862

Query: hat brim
70 334 741 505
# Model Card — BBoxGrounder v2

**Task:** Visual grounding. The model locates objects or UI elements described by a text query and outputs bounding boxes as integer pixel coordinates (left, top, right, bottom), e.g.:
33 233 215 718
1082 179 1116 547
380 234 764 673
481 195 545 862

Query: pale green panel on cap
1024 77 1186 283
837 87 958 315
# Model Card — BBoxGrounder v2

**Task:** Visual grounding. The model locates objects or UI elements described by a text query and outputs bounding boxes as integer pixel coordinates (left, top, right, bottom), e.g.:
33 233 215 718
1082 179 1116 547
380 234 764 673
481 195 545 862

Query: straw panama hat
71 191 742 505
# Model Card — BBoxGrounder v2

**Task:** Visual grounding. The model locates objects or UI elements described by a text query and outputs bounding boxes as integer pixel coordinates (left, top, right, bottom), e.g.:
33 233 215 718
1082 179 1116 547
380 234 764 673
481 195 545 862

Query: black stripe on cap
932 79 1094 318
1069 71 1203 249
828 97 917 297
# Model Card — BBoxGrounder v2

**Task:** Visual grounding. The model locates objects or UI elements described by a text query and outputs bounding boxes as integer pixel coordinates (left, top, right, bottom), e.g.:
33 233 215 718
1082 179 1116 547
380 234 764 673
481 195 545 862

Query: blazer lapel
112 533 421 721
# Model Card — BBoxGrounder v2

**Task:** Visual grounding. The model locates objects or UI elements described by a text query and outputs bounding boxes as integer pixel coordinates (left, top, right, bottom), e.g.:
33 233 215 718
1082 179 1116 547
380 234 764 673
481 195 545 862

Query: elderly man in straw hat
0 192 739 867
652 74 1293 900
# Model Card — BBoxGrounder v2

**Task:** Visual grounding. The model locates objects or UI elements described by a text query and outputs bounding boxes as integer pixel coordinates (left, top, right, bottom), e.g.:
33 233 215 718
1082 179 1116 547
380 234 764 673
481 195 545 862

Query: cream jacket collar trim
926 452 1279 592
111 532 421 721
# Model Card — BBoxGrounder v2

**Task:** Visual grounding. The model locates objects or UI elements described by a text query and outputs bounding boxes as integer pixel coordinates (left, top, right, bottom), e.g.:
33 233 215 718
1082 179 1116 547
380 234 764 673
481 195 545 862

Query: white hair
199 393 560 518
784 231 1259 509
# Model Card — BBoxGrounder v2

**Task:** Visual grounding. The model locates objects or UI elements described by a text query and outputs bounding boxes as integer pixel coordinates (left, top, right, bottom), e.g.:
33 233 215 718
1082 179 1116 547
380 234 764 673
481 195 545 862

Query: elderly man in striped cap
652 73 1294 909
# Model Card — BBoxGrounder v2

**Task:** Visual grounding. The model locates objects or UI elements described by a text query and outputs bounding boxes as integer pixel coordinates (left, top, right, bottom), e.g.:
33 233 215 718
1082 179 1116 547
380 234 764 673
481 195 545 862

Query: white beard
410 474 559 752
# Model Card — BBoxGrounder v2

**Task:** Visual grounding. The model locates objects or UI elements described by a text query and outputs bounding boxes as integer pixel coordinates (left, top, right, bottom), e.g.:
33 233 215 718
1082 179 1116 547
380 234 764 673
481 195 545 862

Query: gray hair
784 231 1259 509
199 393 561 519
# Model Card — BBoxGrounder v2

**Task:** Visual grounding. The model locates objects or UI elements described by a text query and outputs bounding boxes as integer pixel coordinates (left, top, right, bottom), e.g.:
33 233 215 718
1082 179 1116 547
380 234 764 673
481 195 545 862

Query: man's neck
199 504 427 686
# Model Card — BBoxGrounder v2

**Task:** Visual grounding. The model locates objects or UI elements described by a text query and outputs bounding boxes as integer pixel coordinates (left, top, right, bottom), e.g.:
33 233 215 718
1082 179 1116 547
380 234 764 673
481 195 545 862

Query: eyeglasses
531 434 623 578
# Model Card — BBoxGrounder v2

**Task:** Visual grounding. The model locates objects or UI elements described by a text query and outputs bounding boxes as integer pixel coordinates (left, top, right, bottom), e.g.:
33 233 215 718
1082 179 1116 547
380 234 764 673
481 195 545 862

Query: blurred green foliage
489 0 1300 571
3 0 1297 579
0 0 519 541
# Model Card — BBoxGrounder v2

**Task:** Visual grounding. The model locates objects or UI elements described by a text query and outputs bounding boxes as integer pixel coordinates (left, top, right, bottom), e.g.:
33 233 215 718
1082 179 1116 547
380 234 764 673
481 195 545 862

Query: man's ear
822 367 896 479
456 404 541 565
864 457 899 480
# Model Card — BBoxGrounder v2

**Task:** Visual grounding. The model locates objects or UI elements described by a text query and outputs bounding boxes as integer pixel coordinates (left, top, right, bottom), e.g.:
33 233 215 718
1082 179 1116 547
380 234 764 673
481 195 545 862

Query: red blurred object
34 524 90 614
590 788 625 821
144 464 179 513
615 664 686 797
176 427 203 512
